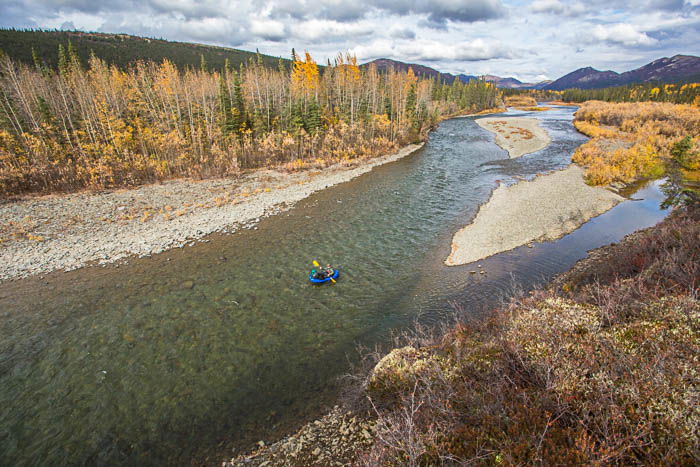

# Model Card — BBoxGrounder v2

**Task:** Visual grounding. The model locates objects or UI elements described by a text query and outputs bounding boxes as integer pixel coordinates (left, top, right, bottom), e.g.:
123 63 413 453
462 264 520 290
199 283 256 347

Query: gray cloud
390 27 417 39
270 0 505 25
1 0 698 83
0 1 38 28
374 0 504 24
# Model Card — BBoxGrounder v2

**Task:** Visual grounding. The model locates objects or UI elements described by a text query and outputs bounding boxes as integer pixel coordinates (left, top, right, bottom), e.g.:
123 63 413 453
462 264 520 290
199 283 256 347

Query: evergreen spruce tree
231 71 246 133
57 43 68 75
384 96 392 120
290 100 304 133
218 75 234 136
303 98 321 134
406 84 417 122
31 47 42 71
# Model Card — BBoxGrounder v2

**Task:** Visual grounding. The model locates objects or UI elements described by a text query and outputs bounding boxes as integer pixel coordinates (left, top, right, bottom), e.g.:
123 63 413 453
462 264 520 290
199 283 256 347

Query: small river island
447 116 623 266
475 116 551 158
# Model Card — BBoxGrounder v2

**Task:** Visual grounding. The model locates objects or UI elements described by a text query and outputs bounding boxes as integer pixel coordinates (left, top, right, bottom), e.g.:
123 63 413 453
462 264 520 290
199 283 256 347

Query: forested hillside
0 48 499 196
0 29 287 71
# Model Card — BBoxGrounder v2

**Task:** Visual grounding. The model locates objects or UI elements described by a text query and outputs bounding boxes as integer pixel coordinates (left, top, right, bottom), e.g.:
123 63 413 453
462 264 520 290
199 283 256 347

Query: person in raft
314 268 327 280
325 264 334 276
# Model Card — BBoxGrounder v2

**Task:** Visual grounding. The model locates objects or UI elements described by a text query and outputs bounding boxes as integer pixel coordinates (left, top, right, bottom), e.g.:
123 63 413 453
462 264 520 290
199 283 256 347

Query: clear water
0 106 670 465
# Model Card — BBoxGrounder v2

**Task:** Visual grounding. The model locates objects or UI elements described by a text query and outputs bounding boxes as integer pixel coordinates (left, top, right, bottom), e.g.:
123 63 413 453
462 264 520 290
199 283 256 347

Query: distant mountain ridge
361 58 545 88
545 55 700 90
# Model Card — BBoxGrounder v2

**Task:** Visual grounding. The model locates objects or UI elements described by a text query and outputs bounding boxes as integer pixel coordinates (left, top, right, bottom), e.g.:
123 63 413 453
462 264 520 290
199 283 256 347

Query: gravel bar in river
446 165 624 266
476 116 551 158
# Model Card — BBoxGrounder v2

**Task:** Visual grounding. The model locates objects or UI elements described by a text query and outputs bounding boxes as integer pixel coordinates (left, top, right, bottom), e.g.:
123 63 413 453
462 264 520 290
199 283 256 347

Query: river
0 106 670 464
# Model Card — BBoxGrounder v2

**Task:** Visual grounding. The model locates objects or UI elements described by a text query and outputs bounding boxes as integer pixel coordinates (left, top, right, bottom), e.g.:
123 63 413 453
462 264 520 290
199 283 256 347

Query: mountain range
363 55 700 90
362 58 551 89
543 55 700 90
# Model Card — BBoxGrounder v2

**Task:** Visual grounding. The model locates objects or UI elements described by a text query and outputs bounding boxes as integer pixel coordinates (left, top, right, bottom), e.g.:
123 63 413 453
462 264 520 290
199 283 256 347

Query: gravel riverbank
446 165 624 266
223 407 375 466
476 116 551 158
0 144 423 282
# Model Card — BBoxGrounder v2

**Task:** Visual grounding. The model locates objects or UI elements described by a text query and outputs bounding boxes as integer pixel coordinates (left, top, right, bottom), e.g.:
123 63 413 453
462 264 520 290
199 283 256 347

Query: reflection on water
0 106 670 464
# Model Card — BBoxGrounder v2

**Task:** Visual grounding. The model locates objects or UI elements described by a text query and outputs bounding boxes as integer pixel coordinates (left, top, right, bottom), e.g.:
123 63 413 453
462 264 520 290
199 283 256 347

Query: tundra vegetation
0 46 499 196
503 82 700 106
571 101 699 194
359 204 699 465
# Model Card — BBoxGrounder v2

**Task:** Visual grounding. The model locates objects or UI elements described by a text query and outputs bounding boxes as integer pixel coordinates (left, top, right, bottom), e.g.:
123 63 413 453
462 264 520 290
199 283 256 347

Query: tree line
0 46 499 196
561 82 700 105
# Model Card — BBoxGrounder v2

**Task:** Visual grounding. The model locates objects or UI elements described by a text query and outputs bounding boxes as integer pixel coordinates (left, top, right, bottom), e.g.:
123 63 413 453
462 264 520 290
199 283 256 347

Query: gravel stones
0 144 423 283
223 407 375 466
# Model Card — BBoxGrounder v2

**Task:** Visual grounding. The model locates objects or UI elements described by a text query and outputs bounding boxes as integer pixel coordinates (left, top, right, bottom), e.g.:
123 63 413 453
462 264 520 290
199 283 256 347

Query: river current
0 106 669 464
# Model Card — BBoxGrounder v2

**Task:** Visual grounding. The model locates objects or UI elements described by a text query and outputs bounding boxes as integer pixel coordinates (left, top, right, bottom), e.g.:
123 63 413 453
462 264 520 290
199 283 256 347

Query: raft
309 268 340 284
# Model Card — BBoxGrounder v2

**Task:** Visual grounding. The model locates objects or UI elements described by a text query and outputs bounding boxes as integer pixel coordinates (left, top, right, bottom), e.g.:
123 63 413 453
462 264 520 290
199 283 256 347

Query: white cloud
292 19 374 42
530 0 565 14
351 38 512 62
530 0 585 16
591 23 658 46
250 18 287 41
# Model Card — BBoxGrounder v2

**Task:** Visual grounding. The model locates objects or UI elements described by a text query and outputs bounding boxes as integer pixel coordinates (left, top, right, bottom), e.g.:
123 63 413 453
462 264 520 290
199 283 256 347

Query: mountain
530 80 554 89
362 58 459 83
545 55 700 90
0 29 290 71
482 75 520 88
362 58 541 88
457 73 479 83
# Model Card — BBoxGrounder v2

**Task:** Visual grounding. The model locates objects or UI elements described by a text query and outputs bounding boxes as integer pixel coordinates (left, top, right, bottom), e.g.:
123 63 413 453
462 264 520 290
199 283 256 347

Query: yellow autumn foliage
572 101 700 185
0 50 499 196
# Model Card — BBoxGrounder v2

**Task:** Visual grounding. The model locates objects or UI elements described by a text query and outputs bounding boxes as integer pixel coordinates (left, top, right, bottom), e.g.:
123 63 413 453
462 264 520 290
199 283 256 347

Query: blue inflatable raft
309 268 340 284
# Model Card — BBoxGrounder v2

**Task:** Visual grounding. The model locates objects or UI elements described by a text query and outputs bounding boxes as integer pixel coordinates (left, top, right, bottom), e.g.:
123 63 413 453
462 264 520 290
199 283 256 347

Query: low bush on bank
504 95 538 107
358 205 699 465
572 101 700 186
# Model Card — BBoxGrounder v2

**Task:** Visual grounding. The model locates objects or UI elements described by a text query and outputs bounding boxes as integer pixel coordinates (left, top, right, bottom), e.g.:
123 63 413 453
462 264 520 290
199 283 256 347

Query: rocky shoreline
223 407 376 466
0 144 423 283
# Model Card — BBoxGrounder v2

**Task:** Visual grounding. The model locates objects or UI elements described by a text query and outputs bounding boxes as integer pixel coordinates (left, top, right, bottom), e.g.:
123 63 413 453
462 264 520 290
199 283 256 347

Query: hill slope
546 54 700 90
362 58 541 88
362 58 461 83
0 29 289 71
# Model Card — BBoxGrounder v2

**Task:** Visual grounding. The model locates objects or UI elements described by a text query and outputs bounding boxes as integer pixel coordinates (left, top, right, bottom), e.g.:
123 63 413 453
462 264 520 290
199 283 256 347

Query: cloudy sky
2 0 699 82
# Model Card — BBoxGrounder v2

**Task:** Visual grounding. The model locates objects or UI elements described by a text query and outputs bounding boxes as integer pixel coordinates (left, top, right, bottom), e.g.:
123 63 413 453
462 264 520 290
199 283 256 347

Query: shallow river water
0 106 670 464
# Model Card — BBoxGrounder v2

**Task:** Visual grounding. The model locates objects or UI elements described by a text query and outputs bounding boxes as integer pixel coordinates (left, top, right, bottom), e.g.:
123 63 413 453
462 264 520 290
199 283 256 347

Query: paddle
313 260 336 284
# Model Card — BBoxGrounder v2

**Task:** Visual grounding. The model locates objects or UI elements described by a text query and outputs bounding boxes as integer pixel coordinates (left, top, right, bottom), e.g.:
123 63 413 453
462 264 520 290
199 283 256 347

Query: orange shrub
572 101 700 185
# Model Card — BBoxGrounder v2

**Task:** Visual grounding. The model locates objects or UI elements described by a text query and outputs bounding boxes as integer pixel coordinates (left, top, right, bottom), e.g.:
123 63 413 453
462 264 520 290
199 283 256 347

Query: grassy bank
571 101 700 188
359 204 699 464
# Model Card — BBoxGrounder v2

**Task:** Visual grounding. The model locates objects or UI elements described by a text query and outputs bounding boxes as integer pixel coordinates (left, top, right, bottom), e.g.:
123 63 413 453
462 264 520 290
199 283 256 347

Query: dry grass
515 106 551 111
572 101 700 185
358 205 700 465
505 95 538 107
